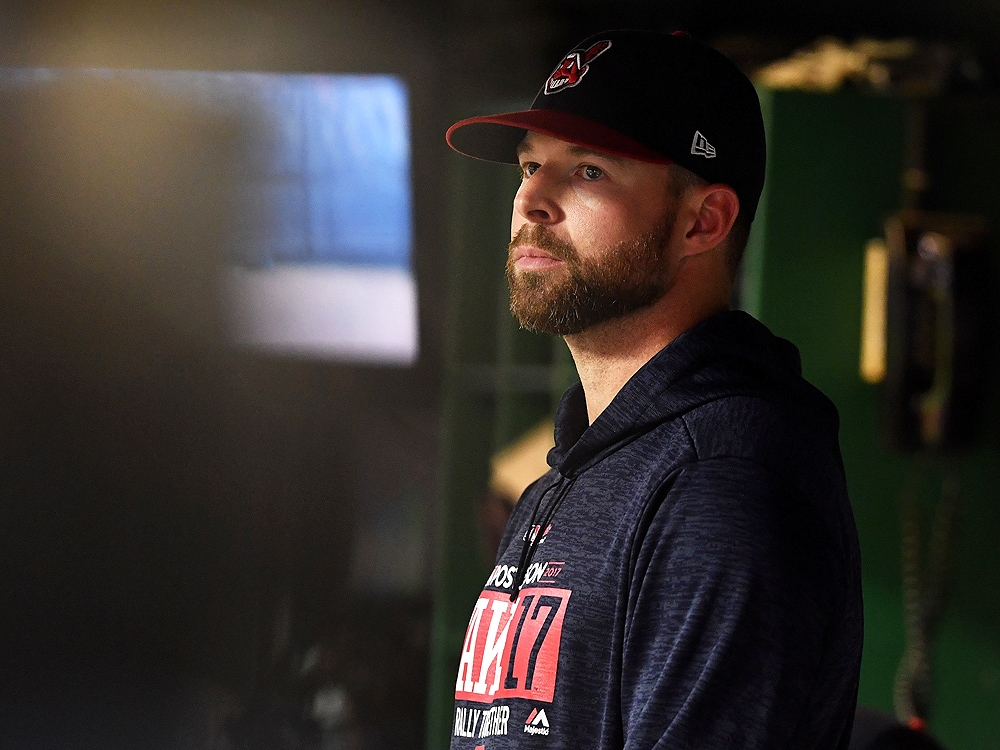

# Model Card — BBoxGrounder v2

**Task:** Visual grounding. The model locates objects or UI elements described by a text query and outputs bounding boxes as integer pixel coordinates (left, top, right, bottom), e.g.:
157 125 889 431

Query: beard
506 211 677 336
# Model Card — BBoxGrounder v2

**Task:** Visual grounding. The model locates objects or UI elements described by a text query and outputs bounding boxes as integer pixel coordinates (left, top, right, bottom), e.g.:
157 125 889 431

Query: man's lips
510 244 565 270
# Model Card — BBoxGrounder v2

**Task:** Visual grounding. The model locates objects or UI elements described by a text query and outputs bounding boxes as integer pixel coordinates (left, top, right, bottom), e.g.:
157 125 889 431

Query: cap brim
446 109 673 166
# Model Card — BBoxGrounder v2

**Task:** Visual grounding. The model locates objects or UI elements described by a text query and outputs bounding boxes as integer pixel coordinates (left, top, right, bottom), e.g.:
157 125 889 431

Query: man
445 29 862 749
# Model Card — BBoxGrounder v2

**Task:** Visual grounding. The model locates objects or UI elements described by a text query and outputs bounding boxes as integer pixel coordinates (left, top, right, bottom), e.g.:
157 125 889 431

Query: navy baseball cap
446 29 767 221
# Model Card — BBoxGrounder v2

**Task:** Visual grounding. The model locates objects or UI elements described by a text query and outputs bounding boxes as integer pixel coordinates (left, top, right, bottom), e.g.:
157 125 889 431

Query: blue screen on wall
0 67 418 364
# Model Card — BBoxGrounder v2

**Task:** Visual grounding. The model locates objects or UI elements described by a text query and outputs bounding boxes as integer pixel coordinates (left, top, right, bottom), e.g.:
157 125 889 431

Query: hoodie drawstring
508 476 576 601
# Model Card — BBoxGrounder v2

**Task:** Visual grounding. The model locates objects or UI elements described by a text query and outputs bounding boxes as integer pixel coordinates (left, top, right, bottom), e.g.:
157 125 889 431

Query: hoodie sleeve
620 456 849 750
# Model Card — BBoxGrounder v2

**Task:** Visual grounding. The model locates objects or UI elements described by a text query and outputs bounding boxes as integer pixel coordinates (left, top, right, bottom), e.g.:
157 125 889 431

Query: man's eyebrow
566 145 626 165
515 140 626 165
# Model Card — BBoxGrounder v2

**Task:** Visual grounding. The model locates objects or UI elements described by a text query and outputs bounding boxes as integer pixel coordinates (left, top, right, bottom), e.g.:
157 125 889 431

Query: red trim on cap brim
446 109 673 166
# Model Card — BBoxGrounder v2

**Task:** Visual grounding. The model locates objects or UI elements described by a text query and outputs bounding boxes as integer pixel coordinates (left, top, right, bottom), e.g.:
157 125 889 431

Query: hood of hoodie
548 310 840 477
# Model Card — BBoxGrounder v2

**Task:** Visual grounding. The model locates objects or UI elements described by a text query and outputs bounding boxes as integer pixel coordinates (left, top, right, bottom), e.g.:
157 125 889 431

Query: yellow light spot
860 238 889 384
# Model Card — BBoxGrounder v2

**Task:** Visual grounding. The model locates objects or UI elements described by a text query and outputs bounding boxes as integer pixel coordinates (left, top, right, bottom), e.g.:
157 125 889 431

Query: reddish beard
506 213 676 335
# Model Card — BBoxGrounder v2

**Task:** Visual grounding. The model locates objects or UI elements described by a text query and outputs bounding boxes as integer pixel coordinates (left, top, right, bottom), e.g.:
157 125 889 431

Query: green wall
744 87 1000 749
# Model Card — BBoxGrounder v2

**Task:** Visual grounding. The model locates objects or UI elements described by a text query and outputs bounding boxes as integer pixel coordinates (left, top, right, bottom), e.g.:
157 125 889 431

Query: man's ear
682 185 740 257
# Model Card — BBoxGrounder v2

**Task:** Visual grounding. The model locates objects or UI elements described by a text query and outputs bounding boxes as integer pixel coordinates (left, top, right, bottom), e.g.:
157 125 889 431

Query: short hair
668 164 751 278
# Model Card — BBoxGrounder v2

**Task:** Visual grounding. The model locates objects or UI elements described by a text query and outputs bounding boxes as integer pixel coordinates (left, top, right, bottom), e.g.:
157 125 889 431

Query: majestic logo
524 707 551 736
690 130 717 158
544 40 612 95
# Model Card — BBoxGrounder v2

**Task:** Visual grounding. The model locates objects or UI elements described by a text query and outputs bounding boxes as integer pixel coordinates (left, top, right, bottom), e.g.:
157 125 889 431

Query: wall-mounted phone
860 210 990 450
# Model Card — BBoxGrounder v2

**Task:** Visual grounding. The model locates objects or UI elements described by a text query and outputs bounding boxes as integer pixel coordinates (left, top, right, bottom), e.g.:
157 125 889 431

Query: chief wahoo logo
544 40 612 95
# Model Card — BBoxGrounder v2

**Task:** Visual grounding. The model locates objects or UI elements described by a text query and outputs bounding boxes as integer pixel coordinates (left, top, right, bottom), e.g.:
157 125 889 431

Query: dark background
1 1 999 748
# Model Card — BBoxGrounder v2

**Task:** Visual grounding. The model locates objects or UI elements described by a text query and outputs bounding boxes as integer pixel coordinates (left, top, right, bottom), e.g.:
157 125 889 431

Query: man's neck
564 290 729 425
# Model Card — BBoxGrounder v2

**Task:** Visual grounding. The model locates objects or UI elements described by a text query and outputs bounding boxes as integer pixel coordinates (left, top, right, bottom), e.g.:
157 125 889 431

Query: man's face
508 132 679 335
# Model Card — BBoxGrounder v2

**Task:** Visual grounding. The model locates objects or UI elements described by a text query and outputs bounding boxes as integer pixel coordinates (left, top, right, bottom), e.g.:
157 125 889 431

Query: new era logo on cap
544 40 612 95
691 130 716 158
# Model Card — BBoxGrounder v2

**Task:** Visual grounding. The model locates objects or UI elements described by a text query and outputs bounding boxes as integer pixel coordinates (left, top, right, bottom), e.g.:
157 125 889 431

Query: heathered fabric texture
451 310 863 749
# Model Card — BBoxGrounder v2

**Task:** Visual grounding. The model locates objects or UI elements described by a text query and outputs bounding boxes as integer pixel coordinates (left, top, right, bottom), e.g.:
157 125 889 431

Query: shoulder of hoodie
631 393 851 576
677 382 843 476
668 391 851 549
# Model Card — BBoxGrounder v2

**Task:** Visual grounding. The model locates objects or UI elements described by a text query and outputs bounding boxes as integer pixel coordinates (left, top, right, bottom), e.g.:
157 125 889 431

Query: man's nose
513 170 564 225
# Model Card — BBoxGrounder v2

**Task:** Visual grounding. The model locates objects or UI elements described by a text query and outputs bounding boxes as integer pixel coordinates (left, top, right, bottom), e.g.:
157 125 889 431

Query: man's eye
521 162 539 178
582 165 604 181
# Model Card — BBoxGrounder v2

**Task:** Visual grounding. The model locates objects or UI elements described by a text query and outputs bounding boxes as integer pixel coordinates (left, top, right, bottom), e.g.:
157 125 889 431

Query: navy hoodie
451 310 863 749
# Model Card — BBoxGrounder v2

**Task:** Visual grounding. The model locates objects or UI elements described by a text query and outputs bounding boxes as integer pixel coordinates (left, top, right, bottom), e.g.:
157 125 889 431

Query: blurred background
0 1 998 748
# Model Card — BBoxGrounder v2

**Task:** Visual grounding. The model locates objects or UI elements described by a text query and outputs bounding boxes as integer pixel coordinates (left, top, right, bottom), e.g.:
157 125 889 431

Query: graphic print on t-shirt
455 586 571 704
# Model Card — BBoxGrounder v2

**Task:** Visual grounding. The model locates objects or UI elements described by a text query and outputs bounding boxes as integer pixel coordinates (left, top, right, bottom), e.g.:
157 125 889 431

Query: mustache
508 225 579 263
